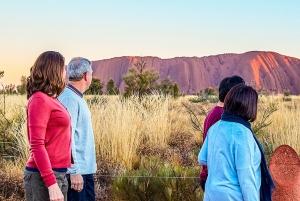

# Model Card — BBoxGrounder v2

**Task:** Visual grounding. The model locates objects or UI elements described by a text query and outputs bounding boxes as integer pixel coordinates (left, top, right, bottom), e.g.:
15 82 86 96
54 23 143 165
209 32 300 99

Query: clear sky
1 0 300 85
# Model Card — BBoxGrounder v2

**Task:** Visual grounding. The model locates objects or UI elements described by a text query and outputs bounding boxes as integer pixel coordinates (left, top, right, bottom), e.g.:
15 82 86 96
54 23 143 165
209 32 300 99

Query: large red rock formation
91 51 300 94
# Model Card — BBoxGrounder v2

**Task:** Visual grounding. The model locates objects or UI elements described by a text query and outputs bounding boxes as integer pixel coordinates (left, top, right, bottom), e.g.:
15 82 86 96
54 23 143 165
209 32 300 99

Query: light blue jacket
59 84 97 175
198 120 261 201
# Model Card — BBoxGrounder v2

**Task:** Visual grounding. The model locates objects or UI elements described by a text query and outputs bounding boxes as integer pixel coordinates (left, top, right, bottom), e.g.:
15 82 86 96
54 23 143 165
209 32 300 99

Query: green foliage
159 165 202 201
173 83 179 98
16 76 27 95
112 157 203 201
283 89 290 97
252 101 278 136
156 77 180 98
189 87 218 103
156 76 173 95
122 59 180 98
251 101 278 161
85 77 103 95
204 87 217 96
106 78 119 95
282 89 292 101
86 95 108 106
189 96 218 103
123 59 159 98
283 96 292 101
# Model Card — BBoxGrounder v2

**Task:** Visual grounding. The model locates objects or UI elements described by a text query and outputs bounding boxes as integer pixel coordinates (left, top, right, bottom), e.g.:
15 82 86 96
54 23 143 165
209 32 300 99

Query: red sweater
26 92 72 187
200 106 223 181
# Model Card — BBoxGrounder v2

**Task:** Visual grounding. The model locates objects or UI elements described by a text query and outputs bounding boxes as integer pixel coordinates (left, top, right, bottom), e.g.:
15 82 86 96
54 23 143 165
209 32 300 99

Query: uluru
91 51 300 95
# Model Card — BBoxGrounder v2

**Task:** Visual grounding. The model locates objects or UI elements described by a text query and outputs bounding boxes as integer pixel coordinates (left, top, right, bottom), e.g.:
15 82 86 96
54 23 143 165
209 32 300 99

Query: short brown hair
223 84 258 122
26 51 66 99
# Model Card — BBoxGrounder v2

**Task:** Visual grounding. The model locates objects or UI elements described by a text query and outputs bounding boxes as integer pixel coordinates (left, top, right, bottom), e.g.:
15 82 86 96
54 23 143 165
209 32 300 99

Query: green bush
112 157 203 201
189 95 218 103
283 96 292 102
283 89 290 97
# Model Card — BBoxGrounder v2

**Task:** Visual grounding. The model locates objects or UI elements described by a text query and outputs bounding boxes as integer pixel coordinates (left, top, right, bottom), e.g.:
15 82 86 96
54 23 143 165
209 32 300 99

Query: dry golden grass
1 94 300 200
2 94 300 171
89 95 199 169
262 95 300 154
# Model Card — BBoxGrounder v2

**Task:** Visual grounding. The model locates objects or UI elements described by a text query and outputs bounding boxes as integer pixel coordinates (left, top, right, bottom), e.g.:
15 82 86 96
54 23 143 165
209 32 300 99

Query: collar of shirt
66 84 83 98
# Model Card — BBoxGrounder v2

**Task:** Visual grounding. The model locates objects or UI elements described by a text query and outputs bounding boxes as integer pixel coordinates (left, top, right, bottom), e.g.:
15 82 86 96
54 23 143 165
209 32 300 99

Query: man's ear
83 72 88 81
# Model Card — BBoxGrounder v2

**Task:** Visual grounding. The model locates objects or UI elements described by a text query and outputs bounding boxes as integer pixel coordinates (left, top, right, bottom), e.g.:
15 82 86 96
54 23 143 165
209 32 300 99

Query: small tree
156 76 173 95
85 77 103 95
123 58 159 98
16 76 27 95
173 83 179 98
106 78 119 95
282 89 291 101
283 89 290 97
4 84 16 95
204 87 217 96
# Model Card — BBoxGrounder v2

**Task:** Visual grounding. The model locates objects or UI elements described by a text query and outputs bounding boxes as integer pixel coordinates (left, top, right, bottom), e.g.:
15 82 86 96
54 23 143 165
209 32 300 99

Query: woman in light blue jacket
198 84 274 201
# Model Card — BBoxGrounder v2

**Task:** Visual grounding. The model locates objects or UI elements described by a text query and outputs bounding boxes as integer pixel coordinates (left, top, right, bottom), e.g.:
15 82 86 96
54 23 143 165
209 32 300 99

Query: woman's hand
48 183 64 201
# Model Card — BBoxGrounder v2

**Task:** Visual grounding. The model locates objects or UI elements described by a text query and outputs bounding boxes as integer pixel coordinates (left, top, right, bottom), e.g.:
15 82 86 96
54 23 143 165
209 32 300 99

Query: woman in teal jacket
198 84 274 201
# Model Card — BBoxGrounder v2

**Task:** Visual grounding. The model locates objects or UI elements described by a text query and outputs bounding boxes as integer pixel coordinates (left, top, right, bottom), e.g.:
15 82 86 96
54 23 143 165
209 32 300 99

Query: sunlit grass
1 93 300 200
1 94 300 171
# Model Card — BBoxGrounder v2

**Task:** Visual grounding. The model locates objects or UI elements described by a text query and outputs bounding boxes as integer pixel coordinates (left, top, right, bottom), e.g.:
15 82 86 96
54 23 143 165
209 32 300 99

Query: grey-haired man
59 57 97 201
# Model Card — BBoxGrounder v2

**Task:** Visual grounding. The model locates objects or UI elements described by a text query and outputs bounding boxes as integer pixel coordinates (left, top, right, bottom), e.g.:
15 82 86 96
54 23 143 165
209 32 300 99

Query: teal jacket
199 119 261 201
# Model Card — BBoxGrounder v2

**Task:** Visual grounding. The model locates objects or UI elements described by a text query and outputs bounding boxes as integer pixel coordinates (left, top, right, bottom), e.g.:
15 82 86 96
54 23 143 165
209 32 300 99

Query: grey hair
67 57 92 81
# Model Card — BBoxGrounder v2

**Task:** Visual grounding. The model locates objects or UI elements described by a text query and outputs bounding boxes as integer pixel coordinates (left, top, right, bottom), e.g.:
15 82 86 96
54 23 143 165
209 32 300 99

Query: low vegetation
1 93 300 200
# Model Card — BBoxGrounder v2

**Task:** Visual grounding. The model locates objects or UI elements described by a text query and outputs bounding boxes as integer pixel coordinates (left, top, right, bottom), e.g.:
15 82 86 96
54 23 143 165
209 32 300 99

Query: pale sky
1 0 300 85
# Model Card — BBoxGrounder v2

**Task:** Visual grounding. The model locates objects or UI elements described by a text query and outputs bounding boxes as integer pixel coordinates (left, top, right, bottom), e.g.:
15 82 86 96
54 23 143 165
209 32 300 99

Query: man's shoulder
59 88 79 99
58 89 82 107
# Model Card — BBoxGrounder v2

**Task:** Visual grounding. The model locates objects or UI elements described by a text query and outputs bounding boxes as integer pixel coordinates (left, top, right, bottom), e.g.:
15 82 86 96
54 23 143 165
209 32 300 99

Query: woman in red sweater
23 51 72 201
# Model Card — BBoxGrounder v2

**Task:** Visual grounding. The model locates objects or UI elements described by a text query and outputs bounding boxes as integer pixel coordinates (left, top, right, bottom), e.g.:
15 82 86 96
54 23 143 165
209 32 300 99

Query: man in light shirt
59 57 97 201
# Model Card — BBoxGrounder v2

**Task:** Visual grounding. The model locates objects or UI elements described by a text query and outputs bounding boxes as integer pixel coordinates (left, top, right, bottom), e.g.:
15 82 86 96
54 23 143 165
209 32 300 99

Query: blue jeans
67 174 95 201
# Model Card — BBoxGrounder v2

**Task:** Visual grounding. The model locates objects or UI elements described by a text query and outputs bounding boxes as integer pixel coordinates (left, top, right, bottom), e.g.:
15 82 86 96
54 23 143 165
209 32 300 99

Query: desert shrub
204 87 217 96
257 88 269 96
166 132 199 166
0 172 25 200
189 95 218 103
86 95 109 106
282 89 292 102
94 160 117 201
158 165 202 201
283 89 291 97
283 96 292 101
112 157 203 201
252 101 278 162
137 141 166 158
182 102 209 133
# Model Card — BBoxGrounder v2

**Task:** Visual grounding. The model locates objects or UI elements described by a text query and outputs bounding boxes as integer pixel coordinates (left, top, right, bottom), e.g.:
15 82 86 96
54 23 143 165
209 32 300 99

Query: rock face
91 51 300 94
